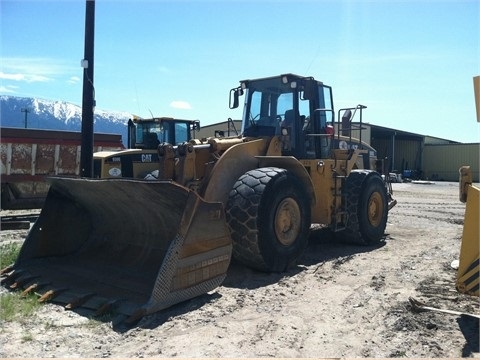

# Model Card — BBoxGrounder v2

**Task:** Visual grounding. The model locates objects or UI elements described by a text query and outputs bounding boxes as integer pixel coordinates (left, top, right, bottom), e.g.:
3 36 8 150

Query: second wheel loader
93 116 200 179
1 74 396 324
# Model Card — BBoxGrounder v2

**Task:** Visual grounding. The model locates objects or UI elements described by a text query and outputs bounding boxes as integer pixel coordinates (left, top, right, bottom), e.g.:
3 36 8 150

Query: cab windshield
242 88 309 137
136 121 190 146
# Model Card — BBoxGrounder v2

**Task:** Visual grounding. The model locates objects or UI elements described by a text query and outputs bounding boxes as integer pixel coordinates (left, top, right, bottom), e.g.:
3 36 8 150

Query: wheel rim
368 192 384 227
274 197 301 246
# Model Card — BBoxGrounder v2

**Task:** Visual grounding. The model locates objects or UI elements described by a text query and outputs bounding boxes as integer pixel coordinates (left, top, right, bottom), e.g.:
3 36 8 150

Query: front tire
338 171 388 245
226 167 311 272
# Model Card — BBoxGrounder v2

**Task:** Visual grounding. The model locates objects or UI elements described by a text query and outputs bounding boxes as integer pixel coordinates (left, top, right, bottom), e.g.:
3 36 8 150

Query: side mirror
229 88 243 109
342 109 352 122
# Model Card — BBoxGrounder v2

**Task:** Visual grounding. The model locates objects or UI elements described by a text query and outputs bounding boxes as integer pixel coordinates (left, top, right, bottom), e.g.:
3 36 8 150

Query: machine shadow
458 315 480 356
114 226 387 331
117 292 223 332
223 225 386 289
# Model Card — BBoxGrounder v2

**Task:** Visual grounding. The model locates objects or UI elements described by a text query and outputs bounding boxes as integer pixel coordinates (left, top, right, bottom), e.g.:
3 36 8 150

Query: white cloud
0 85 18 93
0 71 52 83
170 100 192 109
1 57 78 84
67 76 81 84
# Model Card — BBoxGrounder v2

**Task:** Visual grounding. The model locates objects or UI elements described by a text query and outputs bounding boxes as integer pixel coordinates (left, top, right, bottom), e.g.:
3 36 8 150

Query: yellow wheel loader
455 76 480 296
457 166 479 296
1 74 396 324
93 116 200 179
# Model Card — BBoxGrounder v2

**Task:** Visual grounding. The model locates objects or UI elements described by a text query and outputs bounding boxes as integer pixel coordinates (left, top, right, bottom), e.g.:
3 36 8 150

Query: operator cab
230 74 334 159
128 117 200 150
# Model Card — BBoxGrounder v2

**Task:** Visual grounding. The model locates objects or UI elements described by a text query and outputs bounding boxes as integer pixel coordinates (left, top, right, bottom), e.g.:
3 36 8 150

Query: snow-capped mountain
0 96 132 145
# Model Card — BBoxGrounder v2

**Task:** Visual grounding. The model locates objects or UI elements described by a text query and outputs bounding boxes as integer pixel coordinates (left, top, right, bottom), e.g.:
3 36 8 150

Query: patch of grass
1 243 42 322
83 317 106 328
21 333 34 342
0 242 21 269
90 311 115 324
44 320 59 330
0 292 42 322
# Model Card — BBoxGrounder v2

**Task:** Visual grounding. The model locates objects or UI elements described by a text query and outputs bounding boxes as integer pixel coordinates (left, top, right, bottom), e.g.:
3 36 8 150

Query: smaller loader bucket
1 177 232 324
457 183 479 296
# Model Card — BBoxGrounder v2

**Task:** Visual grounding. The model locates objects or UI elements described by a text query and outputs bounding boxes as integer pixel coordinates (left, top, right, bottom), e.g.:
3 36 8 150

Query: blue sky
1 0 479 143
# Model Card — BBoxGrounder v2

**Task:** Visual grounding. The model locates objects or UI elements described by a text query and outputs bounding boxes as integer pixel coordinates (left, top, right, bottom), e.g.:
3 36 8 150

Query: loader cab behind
231 74 334 159
94 117 200 179
128 117 200 150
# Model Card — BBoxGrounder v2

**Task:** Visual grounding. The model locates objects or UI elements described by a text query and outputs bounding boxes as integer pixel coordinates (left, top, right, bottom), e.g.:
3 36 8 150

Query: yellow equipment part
474 75 480 122
457 167 480 296
1 177 232 324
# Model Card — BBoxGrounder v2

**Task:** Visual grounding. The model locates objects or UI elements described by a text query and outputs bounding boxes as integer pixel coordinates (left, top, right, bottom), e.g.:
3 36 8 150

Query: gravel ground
1 181 479 358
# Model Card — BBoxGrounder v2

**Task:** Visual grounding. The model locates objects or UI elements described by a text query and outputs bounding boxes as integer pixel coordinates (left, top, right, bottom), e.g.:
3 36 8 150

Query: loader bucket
1 177 232 323
457 183 480 296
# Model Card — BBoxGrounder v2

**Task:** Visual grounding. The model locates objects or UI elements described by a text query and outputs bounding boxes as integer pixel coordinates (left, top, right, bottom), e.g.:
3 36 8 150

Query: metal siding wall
371 138 422 173
424 144 480 182
350 125 371 146
196 121 242 138
333 124 372 146
393 139 422 172
424 136 452 145
371 138 390 157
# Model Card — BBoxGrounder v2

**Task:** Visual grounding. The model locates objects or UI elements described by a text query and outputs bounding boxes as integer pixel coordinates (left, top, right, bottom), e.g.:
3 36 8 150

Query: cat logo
141 154 152 162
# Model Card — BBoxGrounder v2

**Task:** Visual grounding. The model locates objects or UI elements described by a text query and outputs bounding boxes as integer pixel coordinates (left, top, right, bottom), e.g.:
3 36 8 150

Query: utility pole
80 0 95 178
21 108 31 128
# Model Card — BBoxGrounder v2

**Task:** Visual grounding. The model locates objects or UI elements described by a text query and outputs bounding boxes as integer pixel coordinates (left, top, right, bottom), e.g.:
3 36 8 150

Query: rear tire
226 167 311 272
337 171 388 245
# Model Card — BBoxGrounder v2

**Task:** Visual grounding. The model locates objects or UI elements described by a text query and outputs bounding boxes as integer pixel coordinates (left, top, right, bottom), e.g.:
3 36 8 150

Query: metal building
423 143 479 182
197 121 479 182
196 119 242 139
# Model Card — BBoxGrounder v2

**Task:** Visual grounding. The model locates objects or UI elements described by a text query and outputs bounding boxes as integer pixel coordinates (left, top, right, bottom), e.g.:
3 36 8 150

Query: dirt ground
1 181 479 358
